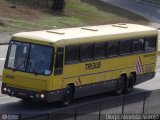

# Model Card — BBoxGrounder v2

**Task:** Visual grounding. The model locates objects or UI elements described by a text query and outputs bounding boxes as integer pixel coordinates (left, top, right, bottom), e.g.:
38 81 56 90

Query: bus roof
13 23 158 45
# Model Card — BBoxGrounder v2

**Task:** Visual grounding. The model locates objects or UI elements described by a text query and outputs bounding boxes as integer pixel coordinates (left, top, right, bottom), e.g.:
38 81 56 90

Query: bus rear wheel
124 74 134 93
115 76 125 95
60 86 73 106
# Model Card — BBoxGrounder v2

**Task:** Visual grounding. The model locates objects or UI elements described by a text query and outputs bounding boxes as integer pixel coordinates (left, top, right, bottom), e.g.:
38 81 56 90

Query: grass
0 20 5 26
0 0 149 32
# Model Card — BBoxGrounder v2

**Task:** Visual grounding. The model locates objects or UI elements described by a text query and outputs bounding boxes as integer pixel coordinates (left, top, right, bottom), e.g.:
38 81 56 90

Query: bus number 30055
85 62 101 70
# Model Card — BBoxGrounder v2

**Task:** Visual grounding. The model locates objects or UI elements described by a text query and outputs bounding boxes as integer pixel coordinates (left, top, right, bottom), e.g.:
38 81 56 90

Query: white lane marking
0 96 9 100
0 58 5 61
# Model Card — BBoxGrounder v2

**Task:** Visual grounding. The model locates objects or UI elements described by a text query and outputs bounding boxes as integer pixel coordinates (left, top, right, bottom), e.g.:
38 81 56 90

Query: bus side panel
62 62 116 98
61 42 157 99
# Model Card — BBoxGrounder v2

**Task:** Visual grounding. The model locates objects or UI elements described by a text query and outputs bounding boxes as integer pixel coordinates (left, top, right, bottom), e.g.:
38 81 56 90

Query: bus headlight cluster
40 94 44 99
36 93 45 99
2 87 12 94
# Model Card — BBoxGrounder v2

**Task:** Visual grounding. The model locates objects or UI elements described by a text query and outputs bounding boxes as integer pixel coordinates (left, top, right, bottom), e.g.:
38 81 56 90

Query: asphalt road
0 32 15 45
0 45 8 76
101 0 160 28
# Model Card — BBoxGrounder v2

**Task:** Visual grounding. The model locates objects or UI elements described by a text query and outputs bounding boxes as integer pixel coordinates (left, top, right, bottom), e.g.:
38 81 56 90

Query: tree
51 0 65 11
45 0 49 7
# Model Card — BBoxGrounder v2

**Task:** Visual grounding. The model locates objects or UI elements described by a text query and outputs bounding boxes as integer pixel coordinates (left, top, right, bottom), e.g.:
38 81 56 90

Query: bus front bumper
1 83 63 103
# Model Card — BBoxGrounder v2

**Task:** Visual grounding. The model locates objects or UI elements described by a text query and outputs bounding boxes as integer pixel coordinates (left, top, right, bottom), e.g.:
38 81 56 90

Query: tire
60 86 73 106
115 76 125 95
124 74 134 93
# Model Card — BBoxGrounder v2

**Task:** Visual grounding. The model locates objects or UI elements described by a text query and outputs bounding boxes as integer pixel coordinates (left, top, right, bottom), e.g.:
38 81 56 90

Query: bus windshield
6 41 54 75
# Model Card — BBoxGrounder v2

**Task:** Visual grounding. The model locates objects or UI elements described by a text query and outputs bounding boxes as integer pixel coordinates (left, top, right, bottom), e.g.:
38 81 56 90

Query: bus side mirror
54 48 64 75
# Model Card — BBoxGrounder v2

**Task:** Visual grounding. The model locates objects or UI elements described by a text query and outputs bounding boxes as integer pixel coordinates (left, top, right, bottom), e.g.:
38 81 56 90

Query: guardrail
1 89 159 120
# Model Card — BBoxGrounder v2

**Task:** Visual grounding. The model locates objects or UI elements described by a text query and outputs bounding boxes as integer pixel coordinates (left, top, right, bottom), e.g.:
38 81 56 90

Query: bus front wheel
115 76 125 95
124 74 134 93
60 86 73 106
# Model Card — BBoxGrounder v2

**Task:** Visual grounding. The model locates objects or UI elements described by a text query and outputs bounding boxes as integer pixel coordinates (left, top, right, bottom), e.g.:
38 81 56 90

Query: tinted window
80 44 93 61
54 48 64 75
119 40 131 55
145 37 157 52
27 44 53 75
133 38 144 53
107 41 119 57
65 45 79 63
94 43 106 59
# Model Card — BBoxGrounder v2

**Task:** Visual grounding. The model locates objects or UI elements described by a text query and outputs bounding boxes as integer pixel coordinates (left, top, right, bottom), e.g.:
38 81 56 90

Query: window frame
6 41 30 72
54 47 64 75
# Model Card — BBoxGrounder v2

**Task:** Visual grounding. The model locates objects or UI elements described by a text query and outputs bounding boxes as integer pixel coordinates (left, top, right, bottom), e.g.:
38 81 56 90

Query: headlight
3 88 7 92
40 94 44 99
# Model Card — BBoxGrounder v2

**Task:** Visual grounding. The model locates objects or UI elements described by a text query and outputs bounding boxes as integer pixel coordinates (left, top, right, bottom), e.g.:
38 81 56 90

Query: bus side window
119 40 132 55
107 41 119 57
80 44 93 61
54 47 64 75
65 45 79 64
94 42 106 59
132 38 144 53
145 37 157 52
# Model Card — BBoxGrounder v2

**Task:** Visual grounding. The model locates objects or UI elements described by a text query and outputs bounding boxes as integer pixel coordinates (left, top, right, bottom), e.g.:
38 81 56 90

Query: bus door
54 47 64 89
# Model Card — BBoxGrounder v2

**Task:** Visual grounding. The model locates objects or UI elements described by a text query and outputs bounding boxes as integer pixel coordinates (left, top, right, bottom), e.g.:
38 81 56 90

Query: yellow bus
1 23 158 106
